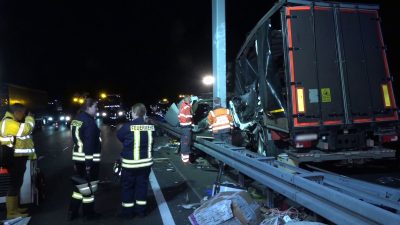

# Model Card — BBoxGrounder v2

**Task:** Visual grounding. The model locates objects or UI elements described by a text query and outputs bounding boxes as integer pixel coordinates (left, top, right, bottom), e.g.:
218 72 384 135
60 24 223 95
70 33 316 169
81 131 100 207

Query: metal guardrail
152 120 400 225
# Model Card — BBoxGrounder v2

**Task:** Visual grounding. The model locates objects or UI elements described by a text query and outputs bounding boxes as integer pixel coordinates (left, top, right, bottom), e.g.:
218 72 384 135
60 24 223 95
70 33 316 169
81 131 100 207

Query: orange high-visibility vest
178 102 192 126
207 108 233 133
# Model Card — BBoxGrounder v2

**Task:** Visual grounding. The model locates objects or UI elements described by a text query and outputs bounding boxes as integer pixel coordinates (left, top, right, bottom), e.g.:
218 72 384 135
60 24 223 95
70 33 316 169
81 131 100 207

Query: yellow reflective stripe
122 202 134 207
270 108 284 114
85 155 93 160
93 153 101 162
136 200 147 205
82 196 94 203
72 192 83 200
73 152 85 156
0 137 13 142
297 88 305 113
1 120 7 135
122 161 153 169
16 135 31 140
122 158 152 164
72 156 85 161
134 130 140 160
148 130 152 158
75 126 83 153
16 123 25 137
382 84 391 107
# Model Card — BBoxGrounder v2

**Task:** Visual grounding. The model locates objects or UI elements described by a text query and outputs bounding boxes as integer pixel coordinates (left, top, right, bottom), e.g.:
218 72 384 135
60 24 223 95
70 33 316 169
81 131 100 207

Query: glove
113 159 122 177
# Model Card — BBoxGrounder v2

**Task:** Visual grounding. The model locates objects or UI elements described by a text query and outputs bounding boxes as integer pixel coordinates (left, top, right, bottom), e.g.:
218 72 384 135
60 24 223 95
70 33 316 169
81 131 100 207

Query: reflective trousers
121 167 151 215
1 146 27 196
180 126 192 154
69 162 99 215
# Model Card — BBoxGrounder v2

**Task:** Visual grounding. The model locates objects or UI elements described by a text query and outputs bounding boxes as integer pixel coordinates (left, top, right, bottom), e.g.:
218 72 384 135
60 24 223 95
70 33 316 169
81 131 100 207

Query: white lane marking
149 169 176 225
63 146 70 151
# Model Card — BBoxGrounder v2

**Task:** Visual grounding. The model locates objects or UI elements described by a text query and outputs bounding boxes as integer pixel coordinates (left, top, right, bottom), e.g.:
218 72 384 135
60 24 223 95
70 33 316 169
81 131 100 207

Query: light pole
212 0 226 107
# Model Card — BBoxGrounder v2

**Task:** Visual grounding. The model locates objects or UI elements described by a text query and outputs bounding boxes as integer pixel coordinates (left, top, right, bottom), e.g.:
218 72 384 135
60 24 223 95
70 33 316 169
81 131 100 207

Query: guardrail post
238 172 245 187
264 188 274 208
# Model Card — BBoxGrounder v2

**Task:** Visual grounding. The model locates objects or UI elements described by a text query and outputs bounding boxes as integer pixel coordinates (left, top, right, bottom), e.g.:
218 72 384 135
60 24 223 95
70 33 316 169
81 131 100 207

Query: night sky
0 0 399 106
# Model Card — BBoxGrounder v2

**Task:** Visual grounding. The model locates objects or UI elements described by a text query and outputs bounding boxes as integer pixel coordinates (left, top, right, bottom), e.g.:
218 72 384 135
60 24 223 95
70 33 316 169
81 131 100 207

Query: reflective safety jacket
117 117 154 169
207 107 233 133
0 112 35 157
178 102 192 126
71 112 101 166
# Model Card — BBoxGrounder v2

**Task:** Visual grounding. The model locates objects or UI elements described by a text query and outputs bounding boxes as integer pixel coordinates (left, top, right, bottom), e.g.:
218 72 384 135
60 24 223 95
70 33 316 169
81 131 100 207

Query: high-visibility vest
117 118 154 169
178 102 192 126
207 108 233 133
0 111 35 157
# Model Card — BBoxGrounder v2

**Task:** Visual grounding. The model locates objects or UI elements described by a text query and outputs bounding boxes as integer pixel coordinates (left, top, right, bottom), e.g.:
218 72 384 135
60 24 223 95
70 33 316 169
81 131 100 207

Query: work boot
6 196 28 219
16 196 28 213
181 154 191 164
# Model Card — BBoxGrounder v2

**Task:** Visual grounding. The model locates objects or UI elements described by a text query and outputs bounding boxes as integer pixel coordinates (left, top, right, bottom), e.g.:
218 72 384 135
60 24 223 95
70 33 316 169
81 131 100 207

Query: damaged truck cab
230 0 399 163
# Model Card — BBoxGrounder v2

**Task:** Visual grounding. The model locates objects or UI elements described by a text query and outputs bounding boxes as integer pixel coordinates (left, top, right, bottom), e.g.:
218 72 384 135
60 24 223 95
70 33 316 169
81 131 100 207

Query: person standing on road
117 103 154 219
178 95 193 164
207 97 233 144
68 98 101 221
0 103 35 219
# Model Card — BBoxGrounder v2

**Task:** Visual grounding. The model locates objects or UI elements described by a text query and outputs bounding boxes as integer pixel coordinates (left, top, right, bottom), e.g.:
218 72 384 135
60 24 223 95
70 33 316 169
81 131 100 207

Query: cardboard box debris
189 191 261 225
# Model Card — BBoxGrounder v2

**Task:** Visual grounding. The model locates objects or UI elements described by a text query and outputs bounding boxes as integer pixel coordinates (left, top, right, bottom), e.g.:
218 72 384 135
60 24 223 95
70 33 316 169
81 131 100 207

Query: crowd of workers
178 95 233 163
0 95 234 221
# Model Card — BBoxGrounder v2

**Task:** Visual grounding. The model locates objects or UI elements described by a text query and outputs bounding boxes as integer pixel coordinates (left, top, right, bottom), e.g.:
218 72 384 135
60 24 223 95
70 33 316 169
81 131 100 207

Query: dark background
0 0 398 106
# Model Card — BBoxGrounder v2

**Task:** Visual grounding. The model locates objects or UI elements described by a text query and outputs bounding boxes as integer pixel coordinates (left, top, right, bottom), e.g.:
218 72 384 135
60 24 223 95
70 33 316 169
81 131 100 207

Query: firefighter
68 98 101 221
178 95 192 164
0 103 35 219
116 103 154 218
207 97 233 144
